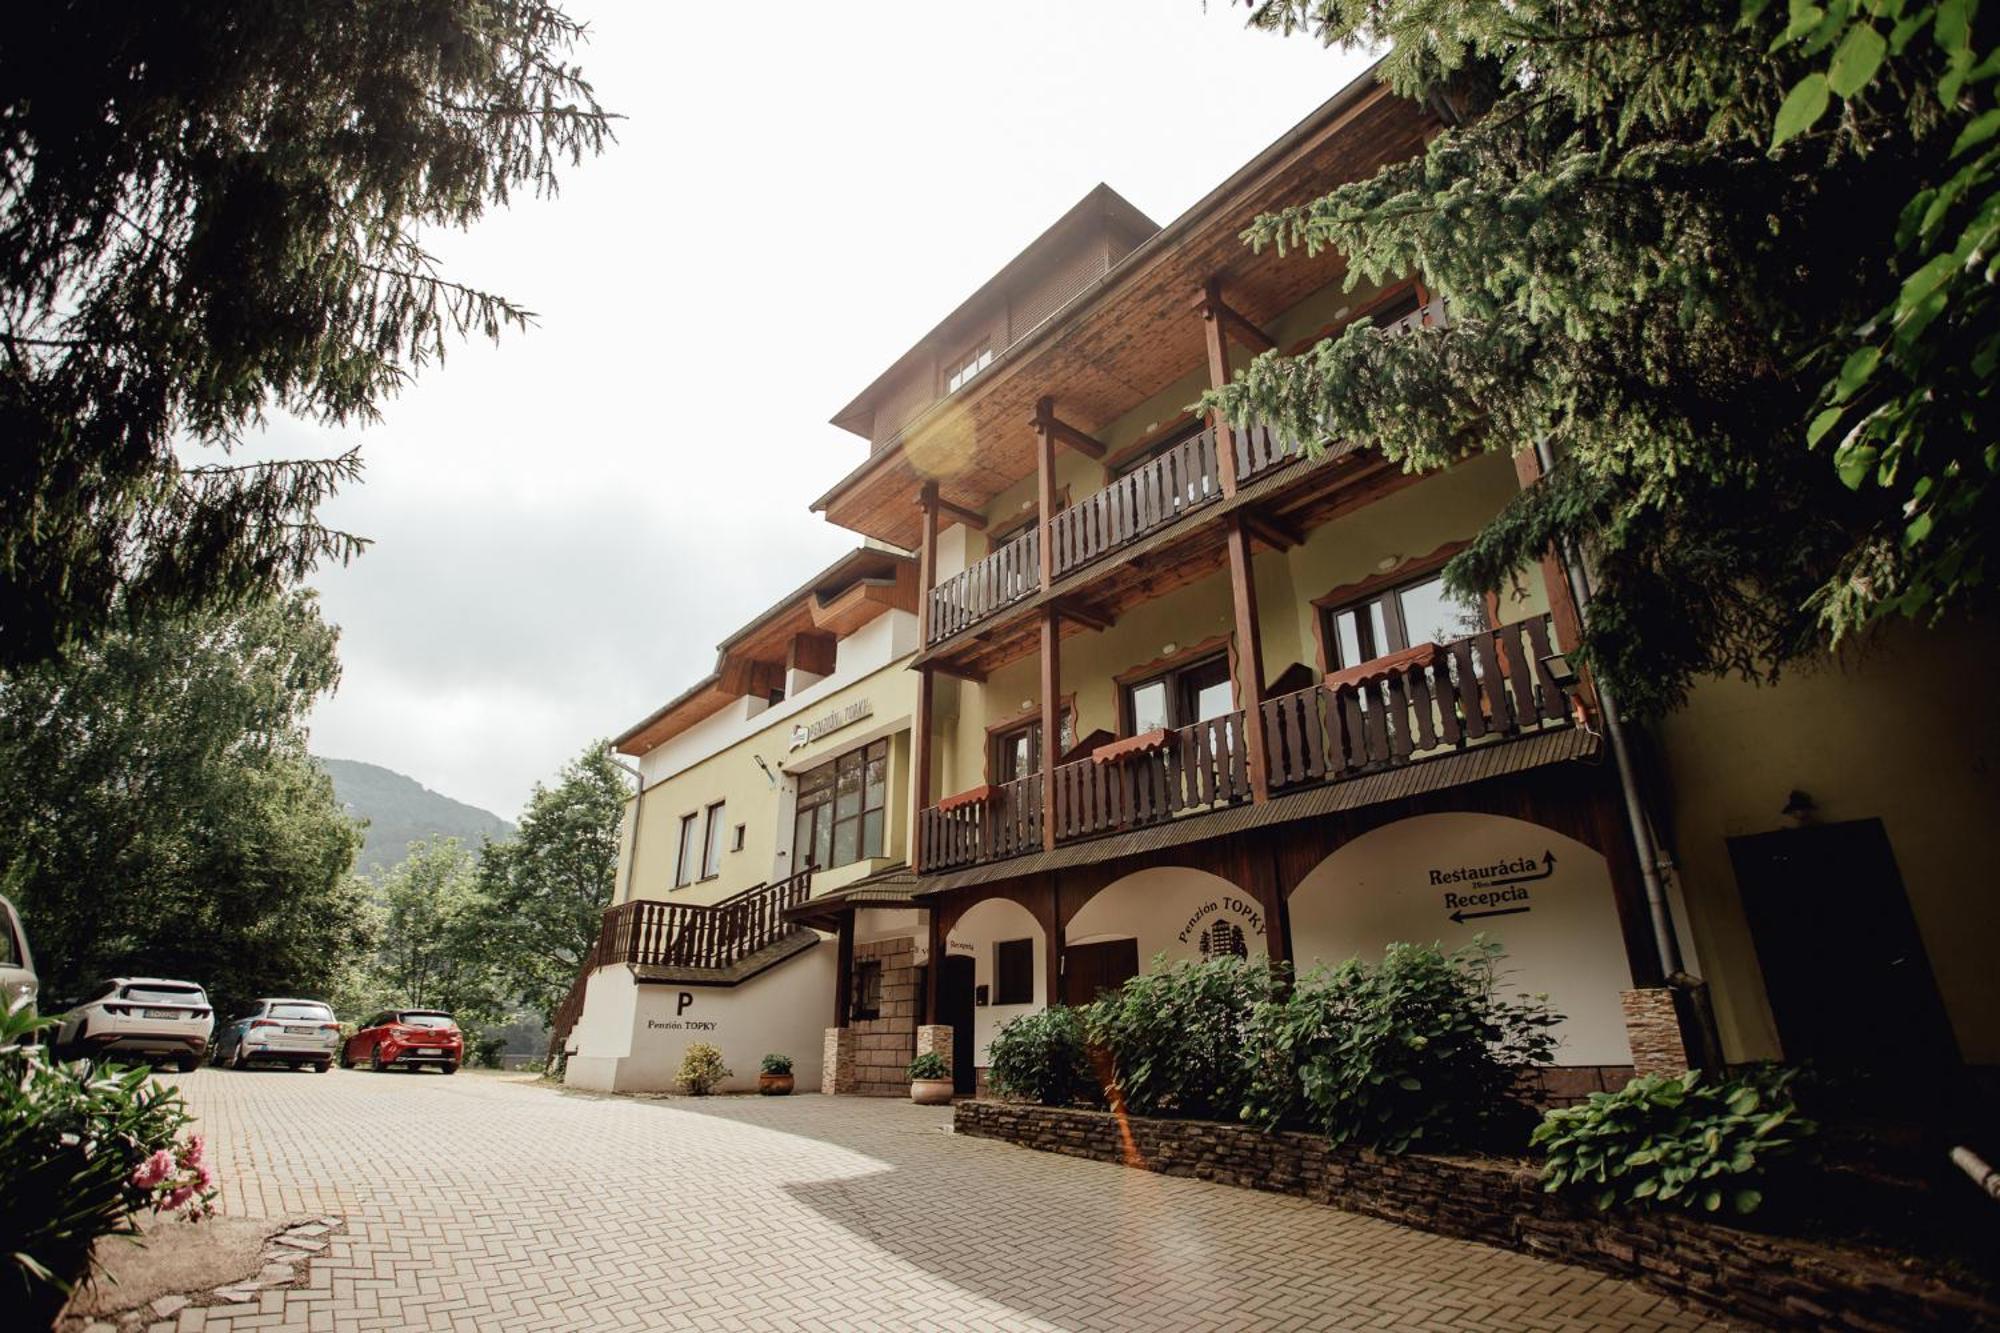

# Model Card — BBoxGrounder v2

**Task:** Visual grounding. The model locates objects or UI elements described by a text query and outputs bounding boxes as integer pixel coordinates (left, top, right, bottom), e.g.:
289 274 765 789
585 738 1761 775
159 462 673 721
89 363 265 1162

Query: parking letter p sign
677 992 694 1016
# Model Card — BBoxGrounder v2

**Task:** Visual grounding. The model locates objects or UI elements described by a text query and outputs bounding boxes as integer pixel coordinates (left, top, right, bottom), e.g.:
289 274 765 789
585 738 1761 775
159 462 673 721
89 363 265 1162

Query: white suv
57 977 215 1070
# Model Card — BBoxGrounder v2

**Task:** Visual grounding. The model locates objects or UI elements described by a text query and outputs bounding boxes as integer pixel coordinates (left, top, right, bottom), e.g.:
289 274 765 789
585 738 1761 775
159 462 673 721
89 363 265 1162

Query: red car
340 1009 462 1073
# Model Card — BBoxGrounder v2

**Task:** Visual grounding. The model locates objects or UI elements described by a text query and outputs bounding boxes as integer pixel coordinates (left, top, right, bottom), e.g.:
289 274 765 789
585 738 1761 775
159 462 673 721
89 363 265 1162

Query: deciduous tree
0 2 614 670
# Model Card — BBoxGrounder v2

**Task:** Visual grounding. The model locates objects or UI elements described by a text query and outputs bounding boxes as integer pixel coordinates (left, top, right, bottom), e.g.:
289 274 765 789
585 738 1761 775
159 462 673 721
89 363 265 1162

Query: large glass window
794 738 888 870
1322 570 1486 672
990 710 1074 783
1122 653 1233 733
674 812 700 888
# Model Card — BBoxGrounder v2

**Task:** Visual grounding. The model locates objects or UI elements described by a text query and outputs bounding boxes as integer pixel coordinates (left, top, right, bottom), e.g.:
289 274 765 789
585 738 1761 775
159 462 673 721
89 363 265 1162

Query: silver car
0 894 36 1029
55 977 215 1070
212 997 340 1072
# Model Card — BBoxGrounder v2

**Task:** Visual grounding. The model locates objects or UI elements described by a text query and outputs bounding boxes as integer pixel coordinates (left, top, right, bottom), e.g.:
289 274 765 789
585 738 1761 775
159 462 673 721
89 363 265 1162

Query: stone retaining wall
955 1101 1998 1331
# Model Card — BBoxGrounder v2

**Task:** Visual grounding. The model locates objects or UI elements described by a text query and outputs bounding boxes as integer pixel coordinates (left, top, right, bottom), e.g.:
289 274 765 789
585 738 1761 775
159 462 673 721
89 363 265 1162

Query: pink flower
179 1135 205 1167
163 1185 195 1213
130 1148 174 1189
195 1163 215 1190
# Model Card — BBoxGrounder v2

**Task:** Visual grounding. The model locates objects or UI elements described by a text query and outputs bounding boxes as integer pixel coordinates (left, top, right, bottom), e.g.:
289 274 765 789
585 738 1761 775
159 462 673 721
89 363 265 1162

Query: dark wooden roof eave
911 727 1602 894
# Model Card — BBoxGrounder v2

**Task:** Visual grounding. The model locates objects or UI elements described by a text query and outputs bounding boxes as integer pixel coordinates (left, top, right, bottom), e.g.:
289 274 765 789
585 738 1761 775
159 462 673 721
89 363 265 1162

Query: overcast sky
286 1 1376 819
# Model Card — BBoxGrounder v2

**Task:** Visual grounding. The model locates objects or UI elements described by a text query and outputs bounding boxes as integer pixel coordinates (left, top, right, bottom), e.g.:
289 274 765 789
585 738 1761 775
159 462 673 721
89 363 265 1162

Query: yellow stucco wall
623 660 920 907
1655 617 2000 1065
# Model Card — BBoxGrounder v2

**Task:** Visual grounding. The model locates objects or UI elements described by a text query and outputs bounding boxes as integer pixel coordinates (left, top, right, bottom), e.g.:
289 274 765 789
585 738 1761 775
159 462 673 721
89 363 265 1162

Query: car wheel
315 1061 330 1073
370 1048 388 1073
441 1062 458 1075
174 1052 198 1073
337 1047 354 1069
228 1042 246 1070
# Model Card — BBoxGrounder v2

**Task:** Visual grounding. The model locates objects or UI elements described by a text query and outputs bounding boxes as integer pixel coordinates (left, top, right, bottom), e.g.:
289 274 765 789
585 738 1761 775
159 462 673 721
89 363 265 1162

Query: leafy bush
1243 938 1558 1152
676 1043 729 1096
907 1051 949 1081
1532 1065 1814 1216
759 1053 792 1076
1 1001 217 1324
1083 956 1287 1121
472 1035 508 1069
986 1006 1097 1107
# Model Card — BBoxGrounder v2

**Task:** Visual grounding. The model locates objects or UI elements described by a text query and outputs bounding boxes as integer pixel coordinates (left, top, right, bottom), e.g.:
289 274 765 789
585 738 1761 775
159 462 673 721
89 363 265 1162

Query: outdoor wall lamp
1539 652 1578 691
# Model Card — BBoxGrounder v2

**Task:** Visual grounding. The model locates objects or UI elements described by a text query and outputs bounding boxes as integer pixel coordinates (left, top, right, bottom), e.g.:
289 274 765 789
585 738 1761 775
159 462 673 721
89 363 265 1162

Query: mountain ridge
317 756 514 879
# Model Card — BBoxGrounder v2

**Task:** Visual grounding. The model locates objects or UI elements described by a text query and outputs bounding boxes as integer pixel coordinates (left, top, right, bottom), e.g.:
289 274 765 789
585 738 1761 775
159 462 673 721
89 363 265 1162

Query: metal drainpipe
1533 440 1686 981
608 752 645 907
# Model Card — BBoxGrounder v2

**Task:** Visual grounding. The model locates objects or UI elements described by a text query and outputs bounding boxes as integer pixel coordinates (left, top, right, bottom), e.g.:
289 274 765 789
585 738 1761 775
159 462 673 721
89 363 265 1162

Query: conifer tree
1214 0 1995 714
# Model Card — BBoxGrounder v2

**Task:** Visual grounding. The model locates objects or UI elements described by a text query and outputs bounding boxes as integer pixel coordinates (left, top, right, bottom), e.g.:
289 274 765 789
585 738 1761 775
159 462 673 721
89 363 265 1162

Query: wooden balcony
928 526 1038 644
916 615 1575 874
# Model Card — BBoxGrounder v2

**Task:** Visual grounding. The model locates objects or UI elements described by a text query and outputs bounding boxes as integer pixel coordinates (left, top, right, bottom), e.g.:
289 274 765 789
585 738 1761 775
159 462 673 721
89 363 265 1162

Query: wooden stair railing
545 868 817 1060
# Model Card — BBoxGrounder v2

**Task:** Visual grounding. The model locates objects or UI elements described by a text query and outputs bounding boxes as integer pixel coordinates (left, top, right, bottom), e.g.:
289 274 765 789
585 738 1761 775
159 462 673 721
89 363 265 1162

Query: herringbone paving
152 1067 1730 1331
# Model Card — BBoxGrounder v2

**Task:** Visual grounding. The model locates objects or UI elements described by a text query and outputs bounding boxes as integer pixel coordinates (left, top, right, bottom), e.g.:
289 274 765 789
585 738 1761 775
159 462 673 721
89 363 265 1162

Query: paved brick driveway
152 1067 1727 1332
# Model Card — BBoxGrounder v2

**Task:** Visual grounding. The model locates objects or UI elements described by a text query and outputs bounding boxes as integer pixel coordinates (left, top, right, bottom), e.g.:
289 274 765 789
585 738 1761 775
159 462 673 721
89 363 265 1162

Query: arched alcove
945 896 1046 1064
1289 813 1635 1066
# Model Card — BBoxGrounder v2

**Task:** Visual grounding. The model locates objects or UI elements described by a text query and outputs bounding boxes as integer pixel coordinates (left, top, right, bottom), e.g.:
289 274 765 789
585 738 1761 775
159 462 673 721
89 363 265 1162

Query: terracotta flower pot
911 1077 954 1106
758 1072 794 1096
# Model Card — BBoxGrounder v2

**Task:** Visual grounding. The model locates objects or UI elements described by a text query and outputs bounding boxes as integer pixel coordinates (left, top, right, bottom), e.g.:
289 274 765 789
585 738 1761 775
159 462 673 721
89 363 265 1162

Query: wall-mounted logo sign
1177 895 1265 959
1429 850 1555 924
644 992 718 1033
789 698 873 751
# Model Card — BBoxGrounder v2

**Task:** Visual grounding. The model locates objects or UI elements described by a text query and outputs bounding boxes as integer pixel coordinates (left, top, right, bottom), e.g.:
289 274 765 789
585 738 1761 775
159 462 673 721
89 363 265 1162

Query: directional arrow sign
1450 905 1532 924
1480 851 1556 891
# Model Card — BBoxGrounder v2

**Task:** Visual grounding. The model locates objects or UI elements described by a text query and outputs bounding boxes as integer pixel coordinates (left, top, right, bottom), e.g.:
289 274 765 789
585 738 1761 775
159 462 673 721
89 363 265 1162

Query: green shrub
986 1006 1097 1107
1 1001 216 1325
1532 1065 1814 1216
472 1035 507 1069
759 1053 793 1076
1243 938 1558 1152
676 1043 730 1095
1083 956 1287 1121
907 1051 949 1081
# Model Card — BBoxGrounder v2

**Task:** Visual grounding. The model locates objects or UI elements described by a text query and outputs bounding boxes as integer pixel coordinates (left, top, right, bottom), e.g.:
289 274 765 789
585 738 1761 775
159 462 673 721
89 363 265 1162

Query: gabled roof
613 547 917 756
828 183 1160 439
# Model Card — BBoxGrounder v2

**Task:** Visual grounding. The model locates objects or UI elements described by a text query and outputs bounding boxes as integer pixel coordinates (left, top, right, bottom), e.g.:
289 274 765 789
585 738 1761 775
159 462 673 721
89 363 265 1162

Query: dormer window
945 342 994 394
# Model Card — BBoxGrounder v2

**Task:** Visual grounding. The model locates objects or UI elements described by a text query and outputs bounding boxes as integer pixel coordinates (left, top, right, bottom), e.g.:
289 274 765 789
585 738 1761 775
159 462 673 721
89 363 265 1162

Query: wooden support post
912 664 933 872
917 481 940 644
1034 398 1058 590
924 905 942 1025
1226 515 1271 803
1200 279 1243 499
1510 448 1594 706
833 910 855 1026
1044 876 1064 1008
1040 607 1061 851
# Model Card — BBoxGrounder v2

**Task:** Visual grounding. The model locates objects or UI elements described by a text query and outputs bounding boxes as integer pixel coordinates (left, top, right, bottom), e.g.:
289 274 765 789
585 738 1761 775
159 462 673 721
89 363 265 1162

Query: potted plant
908 1051 953 1105
758 1053 794 1095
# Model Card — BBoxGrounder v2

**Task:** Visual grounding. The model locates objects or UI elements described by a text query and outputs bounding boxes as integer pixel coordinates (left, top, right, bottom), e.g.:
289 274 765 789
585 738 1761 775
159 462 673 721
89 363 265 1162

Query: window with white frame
945 342 994 394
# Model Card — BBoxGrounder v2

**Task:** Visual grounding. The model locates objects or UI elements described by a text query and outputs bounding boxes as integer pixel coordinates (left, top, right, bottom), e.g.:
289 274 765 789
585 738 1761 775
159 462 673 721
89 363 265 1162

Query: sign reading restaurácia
1429 850 1556 924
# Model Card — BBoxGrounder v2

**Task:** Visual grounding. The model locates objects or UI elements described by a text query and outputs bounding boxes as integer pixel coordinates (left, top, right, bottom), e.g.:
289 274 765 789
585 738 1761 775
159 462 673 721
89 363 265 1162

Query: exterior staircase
548 869 814 1059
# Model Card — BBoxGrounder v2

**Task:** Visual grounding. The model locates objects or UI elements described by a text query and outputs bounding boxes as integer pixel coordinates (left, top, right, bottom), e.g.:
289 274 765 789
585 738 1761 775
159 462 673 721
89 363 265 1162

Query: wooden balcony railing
1050 428 1222 581
914 615 1574 875
1053 710 1252 841
918 773 1042 872
1261 614 1572 789
928 526 1038 645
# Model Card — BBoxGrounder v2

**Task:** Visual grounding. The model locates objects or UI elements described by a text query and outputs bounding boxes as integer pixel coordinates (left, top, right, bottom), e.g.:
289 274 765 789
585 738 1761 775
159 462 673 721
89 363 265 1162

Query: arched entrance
1289 812 1634 1065
1065 866 1270 1003
944 897 1047 1068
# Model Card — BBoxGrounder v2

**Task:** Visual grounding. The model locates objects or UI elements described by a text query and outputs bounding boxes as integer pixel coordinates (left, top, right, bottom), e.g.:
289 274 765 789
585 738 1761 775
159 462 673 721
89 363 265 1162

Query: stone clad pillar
1620 988 1689 1077
915 1024 952 1067
823 1027 856 1095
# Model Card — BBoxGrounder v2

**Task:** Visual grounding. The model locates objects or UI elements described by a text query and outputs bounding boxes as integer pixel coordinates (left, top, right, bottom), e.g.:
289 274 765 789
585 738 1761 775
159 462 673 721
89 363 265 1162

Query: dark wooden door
938 955 976 1094
1727 819 1957 1069
1064 938 1140 1005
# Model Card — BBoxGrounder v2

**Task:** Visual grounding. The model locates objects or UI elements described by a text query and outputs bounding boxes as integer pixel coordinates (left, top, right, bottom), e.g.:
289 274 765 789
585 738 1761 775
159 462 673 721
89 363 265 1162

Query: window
701 801 726 879
990 710 1075 783
731 823 746 852
268 1002 333 1022
851 960 883 1021
1321 569 1486 672
793 738 888 870
674 812 700 888
994 938 1035 1005
1122 653 1233 734
945 342 993 394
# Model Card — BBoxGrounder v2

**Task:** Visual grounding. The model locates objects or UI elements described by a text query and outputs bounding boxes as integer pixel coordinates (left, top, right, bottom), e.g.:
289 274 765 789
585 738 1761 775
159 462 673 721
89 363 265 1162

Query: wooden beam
933 496 987 531
1031 397 1106 460
1040 608 1061 852
1200 282 1243 499
1511 447 1595 709
1193 280 1275 353
911 664 933 873
1035 399 1059 589
1051 597 1113 633
834 910 855 1027
930 658 988 684
1224 515 1271 803
917 481 939 647
1242 510 1302 552
788 631 837 677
